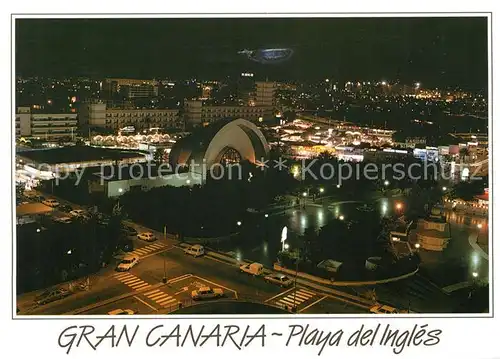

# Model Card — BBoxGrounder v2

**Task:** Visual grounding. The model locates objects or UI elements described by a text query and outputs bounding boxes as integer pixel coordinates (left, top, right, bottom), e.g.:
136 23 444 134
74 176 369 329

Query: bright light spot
415 82 421 88
302 192 307 197
336 184 341 188
237 221 242 226
264 213 269 218
415 243 421 249
477 223 483 229
186 179 191 185
384 180 390 186
118 188 123 193
339 215 345 221
442 186 447 191
472 253 479 266
396 203 403 210
381 81 387 86
319 187 324 193
325 78 330 83
36 228 41 233
392 236 400 242
472 271 479 278
47 99 52 105
284 243 290 250
67 250 72 255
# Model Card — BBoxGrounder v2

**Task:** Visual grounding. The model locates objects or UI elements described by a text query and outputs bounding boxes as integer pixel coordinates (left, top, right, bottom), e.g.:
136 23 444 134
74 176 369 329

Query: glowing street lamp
442 186 447 191
319 187 325 193
415 243 421 249
336 184 341 189
472 271 479 278
339 215 345 221
396 202 403 211
302 192 307 197
281 226 288 252
236 221 242 226
384 180 390 186
264 213 269 218
67 250 72 255
284 243 290 250
36 228 41 233
477 223 483 229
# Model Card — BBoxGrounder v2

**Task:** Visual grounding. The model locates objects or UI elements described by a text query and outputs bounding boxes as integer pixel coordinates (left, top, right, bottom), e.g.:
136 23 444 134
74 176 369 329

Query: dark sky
15 17 488 89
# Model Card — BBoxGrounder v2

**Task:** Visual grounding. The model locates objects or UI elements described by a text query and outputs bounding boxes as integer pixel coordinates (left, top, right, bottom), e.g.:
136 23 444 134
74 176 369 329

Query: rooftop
18 146 148 165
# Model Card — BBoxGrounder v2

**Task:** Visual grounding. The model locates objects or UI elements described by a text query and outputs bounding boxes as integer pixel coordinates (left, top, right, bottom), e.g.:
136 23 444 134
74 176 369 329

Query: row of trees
16 209 126 294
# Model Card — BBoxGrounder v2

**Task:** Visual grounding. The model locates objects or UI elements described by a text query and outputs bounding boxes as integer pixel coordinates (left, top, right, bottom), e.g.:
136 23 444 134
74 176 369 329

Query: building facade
15 107 78 140
79 102 182 132
255 81 277 106
102 78 159 99
184 99 274 126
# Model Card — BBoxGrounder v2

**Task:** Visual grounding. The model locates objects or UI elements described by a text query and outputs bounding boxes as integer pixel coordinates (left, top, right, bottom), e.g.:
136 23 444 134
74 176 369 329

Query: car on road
58 204 73 212
370 304 401 314
264 273 293 287
137 232 156 242
108 309 136 315
35 288 71 305
191 286 224 300
240 262 264 276
116 255 139 271
54 217 73 224
69 209 88 218
184 244 205 257
42 198 59 207
121 225 138 236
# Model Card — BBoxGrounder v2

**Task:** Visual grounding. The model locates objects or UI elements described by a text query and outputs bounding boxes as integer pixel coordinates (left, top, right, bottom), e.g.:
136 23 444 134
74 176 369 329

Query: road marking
139 246 175 260
132 283 151 290
123 278 142 285
264 287 295 303
174 287 189 295
168 274 192 284
114 273 132 279
134 295 157 311
299 295 328 313
294 292 312 300
191 275 238 300
144 289 161 296
160 298 178 306
150 293 169 300
299 288 316 296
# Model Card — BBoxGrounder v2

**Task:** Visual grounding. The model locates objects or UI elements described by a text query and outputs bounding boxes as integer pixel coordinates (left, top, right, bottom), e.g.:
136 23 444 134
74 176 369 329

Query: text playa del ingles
58 323 442 355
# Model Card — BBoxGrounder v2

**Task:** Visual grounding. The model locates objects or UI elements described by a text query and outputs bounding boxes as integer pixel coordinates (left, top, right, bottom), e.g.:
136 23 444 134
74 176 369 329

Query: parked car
42 199 59 207
240 262 264 276
35 288 71 305
121 225 138 236
108 309 136 315
264 273 293 287
370 304 401 314
137 232 156 242
58 204 73 212
54 217 73 224
69 209 88 218
184 244 205 257
191 286 224 300
116 255 139 271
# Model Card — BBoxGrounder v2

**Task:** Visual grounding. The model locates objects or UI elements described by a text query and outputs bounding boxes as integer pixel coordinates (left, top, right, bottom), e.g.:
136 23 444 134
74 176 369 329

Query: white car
137 232 156 242
184 244 205 257
42 199 60 207
370 305 400 314
108 309 136 315
239 262 264 276
116 255 139 271
191 286 224 300
69 209 88 218
54 217 73 224
264 273 294 287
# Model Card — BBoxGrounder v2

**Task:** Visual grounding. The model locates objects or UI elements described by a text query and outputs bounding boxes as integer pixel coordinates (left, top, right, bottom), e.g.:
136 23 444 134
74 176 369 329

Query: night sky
16 17 488 89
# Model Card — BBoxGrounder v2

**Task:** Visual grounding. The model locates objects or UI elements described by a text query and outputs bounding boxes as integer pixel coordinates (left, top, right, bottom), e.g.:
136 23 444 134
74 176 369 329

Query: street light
336 184 341 188
67 250 72 255
284 243 290 250
414 243 420 249
319 187 324 193
236 221 242 226
36 228 41 233
384 180 390 186
442 186 447 191
264 214 269 218
477 223 483 229
472 271 479 278
396 202 403 210
302 192 307 197
339 215 345 221
186 179 191 185
118 188 123 193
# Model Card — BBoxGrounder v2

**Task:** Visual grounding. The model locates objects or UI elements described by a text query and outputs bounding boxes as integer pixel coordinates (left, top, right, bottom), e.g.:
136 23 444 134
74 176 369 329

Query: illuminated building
79 102 181 132
15 107 78 141
102 78 159 99
184 99 274 126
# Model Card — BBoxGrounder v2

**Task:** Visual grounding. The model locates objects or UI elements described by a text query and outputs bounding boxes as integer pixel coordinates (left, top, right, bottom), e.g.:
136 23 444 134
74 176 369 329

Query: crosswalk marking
144 289 161 296
159 298 177 306
275 289 316 308
143 288 179 308
128 243 167 257
149 293 169 300
113 272 151 292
